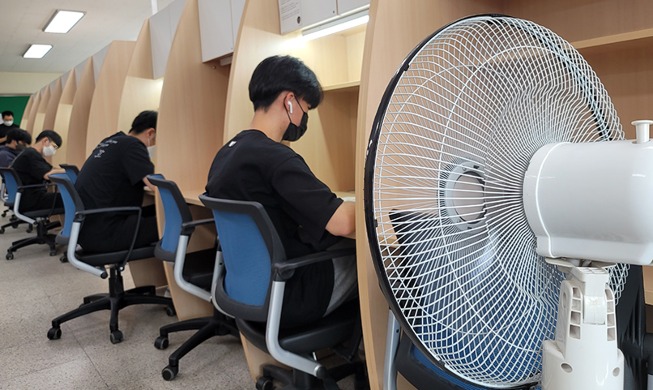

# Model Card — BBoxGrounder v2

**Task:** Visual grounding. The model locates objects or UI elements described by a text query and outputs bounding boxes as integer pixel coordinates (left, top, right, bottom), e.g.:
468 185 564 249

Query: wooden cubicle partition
118 20 164 138
52 69 77 166
155 0 230 320
32 87 50 134
20 95 35 130
43 78 63 132
85 41 136 156
66 59 96 167
157 0 229 194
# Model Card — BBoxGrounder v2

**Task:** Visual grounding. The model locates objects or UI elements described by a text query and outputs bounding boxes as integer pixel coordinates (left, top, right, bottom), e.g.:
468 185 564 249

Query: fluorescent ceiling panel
44 10 85 33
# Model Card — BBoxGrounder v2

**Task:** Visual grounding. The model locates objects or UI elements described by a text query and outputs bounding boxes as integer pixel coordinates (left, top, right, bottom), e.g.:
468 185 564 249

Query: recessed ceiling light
23 44 53 59
44 10 85 34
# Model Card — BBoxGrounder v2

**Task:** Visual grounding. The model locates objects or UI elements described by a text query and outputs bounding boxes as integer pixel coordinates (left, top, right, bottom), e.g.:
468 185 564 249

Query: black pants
78 205 159 253
19 190 63 214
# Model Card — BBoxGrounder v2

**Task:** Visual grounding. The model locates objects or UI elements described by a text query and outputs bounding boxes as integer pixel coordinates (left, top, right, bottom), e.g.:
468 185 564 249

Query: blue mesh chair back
60 164 80 184
0 168 21 206
200 195 285 323
147 174 193 261
49 174 84 242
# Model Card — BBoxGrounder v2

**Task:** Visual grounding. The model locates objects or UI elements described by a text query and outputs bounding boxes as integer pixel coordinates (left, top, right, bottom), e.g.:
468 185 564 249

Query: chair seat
236 300 359 355
182 248 216 290
77 245 155 267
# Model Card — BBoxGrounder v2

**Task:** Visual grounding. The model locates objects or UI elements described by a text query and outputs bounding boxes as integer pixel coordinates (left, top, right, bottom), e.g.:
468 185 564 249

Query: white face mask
147 145 156 159
43 144 57 157
3 120 13 126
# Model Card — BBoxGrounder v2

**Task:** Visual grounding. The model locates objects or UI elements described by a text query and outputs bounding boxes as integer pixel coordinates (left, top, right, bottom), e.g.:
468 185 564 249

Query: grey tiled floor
0 221 251 389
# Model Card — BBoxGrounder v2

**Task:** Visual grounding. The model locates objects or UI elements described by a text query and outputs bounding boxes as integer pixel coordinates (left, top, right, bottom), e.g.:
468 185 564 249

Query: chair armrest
73 206 141 222
272 247 356 281
16 183 51 191
68 206 143 278
180 218 214 236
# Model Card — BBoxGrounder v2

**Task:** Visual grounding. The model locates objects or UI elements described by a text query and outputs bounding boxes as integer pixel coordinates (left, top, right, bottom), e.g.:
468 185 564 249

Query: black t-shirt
75 132 153 246
206 130 344 325
10 147 53 210
0 123 19 145
76 132 153 211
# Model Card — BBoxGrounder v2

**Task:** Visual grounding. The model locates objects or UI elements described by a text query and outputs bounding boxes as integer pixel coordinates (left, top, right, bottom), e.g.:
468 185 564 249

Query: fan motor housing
524 140 653 265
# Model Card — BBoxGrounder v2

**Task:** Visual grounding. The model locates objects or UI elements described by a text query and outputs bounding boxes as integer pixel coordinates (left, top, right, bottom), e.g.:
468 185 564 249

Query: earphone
288 100 293 114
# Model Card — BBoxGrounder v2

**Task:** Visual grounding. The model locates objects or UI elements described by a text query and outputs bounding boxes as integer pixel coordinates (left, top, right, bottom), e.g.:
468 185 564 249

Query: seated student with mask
10 130 64 212
75 110 158 253
205 55 357 328
0 128 32 167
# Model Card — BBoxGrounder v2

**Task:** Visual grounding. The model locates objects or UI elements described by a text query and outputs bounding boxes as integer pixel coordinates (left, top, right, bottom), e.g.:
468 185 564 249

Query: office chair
59 164 80 183
47 174 174 344
0 167 62 259
200 195 367 390
0 169 32 234
54 165 80 262
147 174 238 381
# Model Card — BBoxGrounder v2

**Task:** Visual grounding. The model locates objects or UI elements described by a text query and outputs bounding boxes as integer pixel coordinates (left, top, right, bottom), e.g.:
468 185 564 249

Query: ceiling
1 0 176 74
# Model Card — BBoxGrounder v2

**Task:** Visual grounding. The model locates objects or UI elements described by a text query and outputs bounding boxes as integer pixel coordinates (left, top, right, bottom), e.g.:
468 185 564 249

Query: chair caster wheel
154 336 169 350
60 255 68 263
26 225 33 233
162 365 178 381
0 227 5 234
6 252 13 260
49 249 57 256
165 305 176 316
256 376 274 390
47 327 62 340
110 330 123 344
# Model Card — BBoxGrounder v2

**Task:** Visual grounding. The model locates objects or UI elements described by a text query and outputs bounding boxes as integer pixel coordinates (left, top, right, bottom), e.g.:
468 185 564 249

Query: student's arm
143 176 156 192
43 167 65 180
325 201 356 239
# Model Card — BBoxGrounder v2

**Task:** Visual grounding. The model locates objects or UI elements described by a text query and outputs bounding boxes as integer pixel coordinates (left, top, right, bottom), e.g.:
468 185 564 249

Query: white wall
0 72 61 95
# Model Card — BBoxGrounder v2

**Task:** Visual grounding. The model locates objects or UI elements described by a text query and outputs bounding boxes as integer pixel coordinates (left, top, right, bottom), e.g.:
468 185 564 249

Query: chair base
256 358 368 390
154 309 239 381
0 214 30 234
6 219 60 260
47 266 174 344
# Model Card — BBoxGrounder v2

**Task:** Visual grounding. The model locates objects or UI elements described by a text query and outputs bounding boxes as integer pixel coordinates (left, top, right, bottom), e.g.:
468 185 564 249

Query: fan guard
364 15 629 388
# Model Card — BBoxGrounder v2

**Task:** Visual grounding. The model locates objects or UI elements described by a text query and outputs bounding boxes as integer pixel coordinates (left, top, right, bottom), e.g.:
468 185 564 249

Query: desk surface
182 189 206 206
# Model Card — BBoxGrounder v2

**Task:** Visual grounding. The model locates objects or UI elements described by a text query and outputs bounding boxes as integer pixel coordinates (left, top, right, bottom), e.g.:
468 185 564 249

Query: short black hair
248 55 323 111
2 111 14 118
6 128 31 145
129 110 158 135
35 130 62 148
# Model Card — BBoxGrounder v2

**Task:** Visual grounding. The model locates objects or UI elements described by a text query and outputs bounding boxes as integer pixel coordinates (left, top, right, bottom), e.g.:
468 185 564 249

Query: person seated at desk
0 128 32 167
75 110 158 253
0 110 20 145
205 55 357 328
10 130 64 212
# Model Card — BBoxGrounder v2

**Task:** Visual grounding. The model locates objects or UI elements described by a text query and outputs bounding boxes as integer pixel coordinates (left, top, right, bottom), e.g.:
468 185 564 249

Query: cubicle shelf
572 28 653 51
322 80 359 92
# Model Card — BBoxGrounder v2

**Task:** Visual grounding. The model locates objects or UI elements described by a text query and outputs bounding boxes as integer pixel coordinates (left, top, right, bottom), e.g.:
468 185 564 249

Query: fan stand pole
541 260 624 390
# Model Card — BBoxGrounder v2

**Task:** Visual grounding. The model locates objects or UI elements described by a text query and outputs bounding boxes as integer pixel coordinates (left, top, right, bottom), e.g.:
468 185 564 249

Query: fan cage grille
367 15 629 388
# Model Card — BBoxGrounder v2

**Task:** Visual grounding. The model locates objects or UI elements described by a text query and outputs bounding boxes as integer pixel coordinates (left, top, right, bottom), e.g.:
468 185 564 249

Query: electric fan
364 14 644 389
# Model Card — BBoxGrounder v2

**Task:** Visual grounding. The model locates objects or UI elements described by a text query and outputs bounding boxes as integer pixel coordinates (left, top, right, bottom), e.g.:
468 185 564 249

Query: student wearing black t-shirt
10 130 64 212
0 110 20 145
206 56 357 328
75 110 158 253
